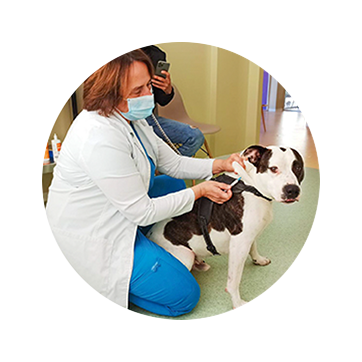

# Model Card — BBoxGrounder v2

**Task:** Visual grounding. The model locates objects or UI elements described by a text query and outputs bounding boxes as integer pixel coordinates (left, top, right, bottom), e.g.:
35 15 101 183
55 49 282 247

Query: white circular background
2 1 361 361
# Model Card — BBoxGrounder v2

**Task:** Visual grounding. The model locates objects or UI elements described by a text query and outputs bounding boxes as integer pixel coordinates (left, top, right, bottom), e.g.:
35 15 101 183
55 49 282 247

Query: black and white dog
147 145 305 309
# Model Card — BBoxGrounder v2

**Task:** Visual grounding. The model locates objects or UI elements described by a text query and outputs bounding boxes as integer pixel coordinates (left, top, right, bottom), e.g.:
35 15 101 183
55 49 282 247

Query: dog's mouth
282 199 299 204
281 194 301 204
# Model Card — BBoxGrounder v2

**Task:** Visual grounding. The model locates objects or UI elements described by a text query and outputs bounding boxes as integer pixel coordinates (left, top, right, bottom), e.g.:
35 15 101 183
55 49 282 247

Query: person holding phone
141 45 205 157
46 49 244 316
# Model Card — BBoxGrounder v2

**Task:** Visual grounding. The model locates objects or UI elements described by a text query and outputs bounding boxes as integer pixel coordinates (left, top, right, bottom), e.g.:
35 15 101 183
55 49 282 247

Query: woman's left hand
151 71 173 95
212 153 246 174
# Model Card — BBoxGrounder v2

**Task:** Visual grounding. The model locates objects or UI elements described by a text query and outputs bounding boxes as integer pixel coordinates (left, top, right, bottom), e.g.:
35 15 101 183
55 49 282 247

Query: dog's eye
269 166 278 173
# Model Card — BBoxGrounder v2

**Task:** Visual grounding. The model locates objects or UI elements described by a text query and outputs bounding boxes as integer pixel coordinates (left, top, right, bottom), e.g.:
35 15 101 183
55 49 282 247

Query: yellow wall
158 42 262 157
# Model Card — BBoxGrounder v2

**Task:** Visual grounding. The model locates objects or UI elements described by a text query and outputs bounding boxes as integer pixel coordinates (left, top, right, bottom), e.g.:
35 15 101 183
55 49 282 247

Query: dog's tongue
232 161 254 185
284 199 298 204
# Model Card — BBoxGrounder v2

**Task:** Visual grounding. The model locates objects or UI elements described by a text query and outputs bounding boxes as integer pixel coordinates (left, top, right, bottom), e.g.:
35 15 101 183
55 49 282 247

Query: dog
147 145 305 309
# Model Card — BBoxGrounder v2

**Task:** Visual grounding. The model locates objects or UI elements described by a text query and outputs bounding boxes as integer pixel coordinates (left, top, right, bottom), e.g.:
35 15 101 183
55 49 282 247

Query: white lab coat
46 110 214 308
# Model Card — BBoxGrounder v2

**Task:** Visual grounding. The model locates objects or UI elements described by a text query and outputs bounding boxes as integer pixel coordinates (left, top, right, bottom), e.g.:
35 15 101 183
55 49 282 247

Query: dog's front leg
226 234 253 309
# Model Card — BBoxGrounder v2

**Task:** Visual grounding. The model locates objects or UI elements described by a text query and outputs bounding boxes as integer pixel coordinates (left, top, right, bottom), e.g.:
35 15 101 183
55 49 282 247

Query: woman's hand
191 181 232 204
151 71 173 95
212 153 247 174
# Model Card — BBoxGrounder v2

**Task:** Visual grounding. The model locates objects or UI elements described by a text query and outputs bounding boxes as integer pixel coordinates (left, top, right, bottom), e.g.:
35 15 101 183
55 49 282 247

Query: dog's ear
291 148 305 183
242 145 272 173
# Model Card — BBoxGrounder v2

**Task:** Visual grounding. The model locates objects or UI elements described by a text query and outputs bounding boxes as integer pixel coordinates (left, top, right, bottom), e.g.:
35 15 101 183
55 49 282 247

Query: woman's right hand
191 181 232 204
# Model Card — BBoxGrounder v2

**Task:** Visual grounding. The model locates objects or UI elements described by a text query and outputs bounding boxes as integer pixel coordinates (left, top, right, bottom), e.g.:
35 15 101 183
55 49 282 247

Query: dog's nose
283 184 300 200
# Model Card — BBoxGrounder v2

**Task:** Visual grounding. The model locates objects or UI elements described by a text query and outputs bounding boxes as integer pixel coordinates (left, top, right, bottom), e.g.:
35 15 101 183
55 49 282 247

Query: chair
261 104 267 132
157 84 221 159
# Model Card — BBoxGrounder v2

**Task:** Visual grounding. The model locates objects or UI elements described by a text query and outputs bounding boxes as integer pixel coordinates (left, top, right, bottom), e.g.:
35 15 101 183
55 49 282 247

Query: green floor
130 167 320 319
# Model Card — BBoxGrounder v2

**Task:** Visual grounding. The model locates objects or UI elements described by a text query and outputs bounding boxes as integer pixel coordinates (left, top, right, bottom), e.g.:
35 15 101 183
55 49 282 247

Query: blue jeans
129 175 200 316
146 115 204 157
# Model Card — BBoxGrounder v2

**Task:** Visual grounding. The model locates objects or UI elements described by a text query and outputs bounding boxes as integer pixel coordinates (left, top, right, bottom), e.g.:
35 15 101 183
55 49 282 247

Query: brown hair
83 49 154 117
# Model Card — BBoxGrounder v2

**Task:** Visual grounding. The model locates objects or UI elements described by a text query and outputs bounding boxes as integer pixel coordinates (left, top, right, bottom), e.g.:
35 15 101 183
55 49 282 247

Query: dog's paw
225 288 248 309
252 256 271 266
192 259 211 272
233 299 248 309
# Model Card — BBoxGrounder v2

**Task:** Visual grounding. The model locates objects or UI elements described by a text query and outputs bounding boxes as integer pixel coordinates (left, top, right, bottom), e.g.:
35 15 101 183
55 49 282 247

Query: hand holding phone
152 60 172 94
154 60 170 78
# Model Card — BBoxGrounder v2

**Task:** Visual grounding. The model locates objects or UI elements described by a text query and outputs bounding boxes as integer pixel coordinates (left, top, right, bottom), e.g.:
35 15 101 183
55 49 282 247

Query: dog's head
242 145 305 203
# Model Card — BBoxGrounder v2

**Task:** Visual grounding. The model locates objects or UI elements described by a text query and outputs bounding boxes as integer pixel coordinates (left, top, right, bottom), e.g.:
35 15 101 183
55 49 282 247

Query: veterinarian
46 49 244 316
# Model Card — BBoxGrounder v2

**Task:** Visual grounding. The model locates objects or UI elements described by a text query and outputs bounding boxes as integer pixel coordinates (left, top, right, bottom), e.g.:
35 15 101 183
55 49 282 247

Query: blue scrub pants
129 176 200 317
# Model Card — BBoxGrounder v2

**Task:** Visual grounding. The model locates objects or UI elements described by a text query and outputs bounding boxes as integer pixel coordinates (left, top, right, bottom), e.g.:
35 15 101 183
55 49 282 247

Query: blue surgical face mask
119 94 155 121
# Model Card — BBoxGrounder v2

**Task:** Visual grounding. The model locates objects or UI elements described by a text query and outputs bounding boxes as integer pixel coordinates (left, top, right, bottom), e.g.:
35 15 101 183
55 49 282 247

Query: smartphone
155 60 170 78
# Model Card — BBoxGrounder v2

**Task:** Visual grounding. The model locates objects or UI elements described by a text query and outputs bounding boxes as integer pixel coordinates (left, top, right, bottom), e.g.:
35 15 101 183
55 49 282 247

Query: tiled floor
259 110 319 169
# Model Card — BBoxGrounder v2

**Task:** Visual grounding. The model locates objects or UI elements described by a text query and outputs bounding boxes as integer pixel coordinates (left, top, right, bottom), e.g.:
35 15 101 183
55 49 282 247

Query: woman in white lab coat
46 49 243 316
